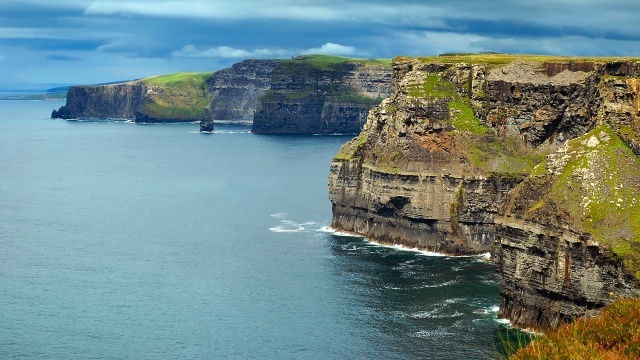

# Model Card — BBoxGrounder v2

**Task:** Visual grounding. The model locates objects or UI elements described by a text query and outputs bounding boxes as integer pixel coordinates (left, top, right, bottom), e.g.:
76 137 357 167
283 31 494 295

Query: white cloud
172 43 358 59
301 43 356 56
171 45 291 59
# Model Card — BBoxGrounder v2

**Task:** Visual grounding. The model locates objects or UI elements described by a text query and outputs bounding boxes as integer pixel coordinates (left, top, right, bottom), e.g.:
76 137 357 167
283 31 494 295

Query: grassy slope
140 72 212 120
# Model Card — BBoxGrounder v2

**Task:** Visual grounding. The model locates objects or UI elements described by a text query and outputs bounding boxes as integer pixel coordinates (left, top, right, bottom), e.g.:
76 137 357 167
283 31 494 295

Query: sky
1 0 640 89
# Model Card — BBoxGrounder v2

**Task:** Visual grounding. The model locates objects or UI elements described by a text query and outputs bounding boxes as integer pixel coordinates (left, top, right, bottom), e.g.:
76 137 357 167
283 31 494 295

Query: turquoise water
0 100 507 359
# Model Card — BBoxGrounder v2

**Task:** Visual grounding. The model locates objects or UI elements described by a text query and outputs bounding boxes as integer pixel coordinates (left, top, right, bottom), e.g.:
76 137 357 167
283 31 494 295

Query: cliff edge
328 54 640 330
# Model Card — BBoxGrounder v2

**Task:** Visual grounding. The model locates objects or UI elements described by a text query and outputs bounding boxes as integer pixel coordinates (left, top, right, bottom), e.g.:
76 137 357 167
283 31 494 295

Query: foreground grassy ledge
507 298 640 359
328 53 640 332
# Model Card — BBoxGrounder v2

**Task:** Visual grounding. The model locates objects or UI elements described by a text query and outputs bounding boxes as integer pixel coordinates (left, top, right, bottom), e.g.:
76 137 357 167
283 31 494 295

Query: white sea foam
317 226 363 237
269 214 320 233
367 240 448 257
411 309 464 319
412 328 453 338
414 279 459 288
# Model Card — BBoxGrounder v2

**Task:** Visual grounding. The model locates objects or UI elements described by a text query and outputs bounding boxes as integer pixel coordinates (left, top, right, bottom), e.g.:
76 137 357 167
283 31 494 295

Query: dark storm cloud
1 0 640 86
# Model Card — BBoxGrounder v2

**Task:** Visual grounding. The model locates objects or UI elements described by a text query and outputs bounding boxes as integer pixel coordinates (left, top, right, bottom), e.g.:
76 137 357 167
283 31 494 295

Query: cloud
84 1 349 21
46 54 82 61
172 43 357 59
171 45 291 59
301 43 356 56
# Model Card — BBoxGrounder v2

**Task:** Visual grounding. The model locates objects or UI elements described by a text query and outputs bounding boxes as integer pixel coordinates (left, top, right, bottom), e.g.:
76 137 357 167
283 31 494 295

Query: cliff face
328 54 640 330
200 59 281 131
252 56 391 134
51 83 147 119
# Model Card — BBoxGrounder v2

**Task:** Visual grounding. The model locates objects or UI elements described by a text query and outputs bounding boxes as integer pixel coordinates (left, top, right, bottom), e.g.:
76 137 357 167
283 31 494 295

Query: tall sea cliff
327 54 640 330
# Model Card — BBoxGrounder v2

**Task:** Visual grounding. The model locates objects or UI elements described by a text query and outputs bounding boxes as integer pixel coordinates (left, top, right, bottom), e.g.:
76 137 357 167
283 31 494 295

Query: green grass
142 72 212 86
334 132 369 161
509 298 640 359
462 133 548 175
140 72 212 119
448 100 488 135
407 75 457 98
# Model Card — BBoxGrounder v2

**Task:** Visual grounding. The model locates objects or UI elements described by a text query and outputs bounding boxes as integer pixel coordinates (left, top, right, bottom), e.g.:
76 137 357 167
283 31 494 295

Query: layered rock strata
51 83 147 120
328 55 640 330
252 56 391 134
200 59 280 131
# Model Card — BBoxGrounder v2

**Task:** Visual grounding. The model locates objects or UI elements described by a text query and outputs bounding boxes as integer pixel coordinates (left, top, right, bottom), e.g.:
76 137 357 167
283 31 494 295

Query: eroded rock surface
328 55 640 330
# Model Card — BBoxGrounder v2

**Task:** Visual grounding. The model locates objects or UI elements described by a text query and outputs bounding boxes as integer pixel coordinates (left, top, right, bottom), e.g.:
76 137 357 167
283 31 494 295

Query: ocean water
0 100 509 359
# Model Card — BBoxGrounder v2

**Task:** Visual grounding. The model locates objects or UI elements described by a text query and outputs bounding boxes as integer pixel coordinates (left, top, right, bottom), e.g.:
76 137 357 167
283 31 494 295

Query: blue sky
1 0 640 89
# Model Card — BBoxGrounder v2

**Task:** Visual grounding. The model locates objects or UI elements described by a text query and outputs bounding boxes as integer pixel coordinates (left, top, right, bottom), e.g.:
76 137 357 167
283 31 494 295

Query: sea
0 99 514 359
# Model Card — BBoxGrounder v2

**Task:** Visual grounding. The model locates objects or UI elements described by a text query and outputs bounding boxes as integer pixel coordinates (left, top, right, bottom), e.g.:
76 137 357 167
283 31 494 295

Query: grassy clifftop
140 72 212 120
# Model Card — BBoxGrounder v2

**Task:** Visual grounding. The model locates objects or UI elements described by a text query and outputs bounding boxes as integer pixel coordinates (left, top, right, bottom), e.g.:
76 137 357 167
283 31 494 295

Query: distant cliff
199 59 280 131
52 73 212 123
252 55 391 134
328 54 640 331
52 55 391 134
51 83 146 120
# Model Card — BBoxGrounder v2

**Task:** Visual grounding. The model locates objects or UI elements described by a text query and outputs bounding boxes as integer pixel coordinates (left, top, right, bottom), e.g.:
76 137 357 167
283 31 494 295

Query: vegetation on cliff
507 298 640 359
336 69 547 177
140 72 212 120
508 124 640 279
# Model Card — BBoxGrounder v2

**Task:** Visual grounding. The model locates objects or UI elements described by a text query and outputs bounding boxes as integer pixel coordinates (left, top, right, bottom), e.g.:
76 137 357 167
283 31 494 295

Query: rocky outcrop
252 56 391 134
328 55 640 330
200 59 281 131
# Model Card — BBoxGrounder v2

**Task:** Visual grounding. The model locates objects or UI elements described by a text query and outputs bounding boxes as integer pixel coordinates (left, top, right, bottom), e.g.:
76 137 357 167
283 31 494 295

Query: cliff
51 56 391 134
251 55 391 134
328 54 640 330
199 59 280 131
52 73 212 123
51 83 147 120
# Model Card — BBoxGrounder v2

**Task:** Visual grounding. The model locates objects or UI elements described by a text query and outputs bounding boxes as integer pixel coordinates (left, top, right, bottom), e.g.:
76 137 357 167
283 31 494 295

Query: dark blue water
0 100 508 359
